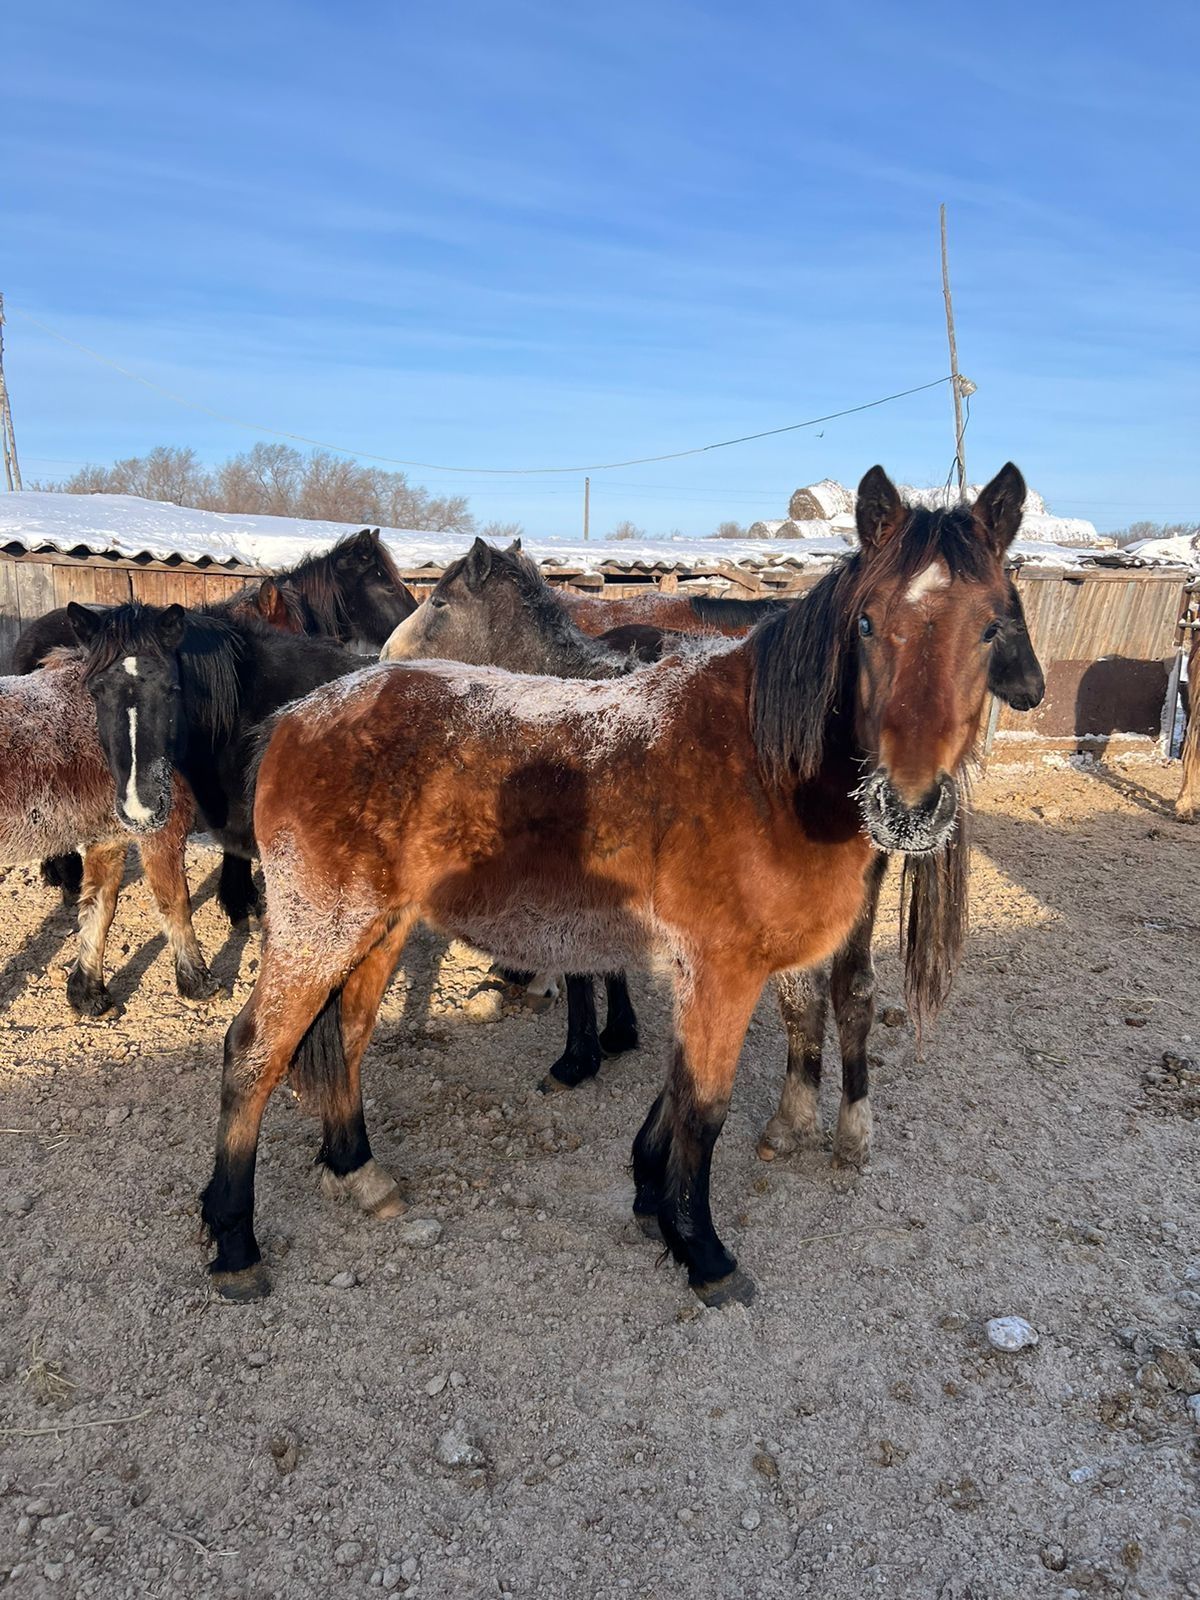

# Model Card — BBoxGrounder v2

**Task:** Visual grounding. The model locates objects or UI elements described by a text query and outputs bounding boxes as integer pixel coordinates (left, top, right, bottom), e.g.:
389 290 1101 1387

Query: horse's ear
255 578 283 621
334 530 377 570
855 467 907 549
506 537 522 554
463 537 493 590
156 604 186 651
66 602 101 644
973 463 1026 552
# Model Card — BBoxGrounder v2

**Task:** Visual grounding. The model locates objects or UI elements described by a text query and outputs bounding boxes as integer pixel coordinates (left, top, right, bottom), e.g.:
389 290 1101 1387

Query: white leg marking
833 1094 873 1166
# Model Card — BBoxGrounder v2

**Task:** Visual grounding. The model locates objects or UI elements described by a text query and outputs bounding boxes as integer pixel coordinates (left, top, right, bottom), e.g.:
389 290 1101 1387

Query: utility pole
583 475 590 541
939 205 966 494
0 294 23 491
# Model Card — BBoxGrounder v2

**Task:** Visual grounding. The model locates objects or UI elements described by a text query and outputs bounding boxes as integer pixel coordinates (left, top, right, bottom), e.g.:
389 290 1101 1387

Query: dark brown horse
561 586 788 637
201 463 1026 1306
14 529 418 919
0 649 211 1014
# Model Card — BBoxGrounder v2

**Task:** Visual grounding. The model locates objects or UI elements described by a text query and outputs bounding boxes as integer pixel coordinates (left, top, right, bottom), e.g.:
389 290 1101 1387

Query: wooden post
0 294 23 492
939 205 965 493
583 475 590 541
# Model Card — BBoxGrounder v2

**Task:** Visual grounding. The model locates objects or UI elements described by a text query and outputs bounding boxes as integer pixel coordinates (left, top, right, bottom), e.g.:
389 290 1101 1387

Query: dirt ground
1 756 1198 1600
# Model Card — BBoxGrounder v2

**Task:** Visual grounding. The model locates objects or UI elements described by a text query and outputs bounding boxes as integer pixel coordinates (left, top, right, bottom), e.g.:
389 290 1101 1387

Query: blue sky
4 0 1197 537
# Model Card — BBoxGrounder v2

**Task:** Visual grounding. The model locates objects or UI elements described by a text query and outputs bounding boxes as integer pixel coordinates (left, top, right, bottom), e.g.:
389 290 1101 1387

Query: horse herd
4 465 1052 1307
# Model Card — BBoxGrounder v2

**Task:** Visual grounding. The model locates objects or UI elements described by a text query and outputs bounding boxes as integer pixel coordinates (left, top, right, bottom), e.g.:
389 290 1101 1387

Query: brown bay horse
382 537 1043 1162
200 463 1028 1306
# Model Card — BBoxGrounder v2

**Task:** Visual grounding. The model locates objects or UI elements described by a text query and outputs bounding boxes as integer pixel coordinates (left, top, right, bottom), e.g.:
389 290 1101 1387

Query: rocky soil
1 757 1198 1599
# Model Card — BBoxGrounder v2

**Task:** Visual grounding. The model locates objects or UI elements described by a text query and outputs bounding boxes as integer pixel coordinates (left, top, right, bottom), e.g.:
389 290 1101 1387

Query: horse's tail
899 782 971 1042
289 986 347 1120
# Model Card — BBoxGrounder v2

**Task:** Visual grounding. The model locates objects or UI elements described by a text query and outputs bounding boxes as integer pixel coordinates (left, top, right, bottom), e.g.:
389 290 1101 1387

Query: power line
9 303 950 477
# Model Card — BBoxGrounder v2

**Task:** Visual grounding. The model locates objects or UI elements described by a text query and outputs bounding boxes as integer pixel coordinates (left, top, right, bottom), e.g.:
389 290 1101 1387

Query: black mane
282 529 409 641
79 602 250 743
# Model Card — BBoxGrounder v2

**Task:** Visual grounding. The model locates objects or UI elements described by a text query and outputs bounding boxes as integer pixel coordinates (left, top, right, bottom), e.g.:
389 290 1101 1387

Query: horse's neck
516 611 638 681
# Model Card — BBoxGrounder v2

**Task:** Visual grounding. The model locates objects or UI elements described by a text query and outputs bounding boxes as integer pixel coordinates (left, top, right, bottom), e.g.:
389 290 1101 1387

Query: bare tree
606 519 645 542
479 520 525 543
53 442 476 533
711 519 746 540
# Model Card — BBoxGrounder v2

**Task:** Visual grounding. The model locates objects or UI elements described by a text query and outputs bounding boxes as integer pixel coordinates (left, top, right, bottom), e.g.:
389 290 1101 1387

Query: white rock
328 1270 357 1290
398 1218 443 1248
436 1427 484 1467
425 1373 448 1396
740 1508 761 1531
1186 1394 1200 1426
985 1315 1039 1352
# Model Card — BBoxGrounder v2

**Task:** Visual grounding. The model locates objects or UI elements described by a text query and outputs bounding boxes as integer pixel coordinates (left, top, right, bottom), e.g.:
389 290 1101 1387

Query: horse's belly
431 901 655 975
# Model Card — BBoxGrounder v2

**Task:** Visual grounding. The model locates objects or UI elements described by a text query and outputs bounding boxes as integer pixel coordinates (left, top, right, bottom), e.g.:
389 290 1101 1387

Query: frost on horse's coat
204 463 1029 1308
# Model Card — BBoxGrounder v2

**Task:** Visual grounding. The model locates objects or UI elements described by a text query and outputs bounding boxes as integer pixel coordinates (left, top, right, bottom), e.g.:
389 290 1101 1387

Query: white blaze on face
903 561 951 605
122 706 155 825
122 656 139 677
380 601 430 661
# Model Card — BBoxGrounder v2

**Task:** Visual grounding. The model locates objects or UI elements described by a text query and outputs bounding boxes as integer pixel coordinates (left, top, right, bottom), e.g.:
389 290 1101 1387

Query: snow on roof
0 489 1165 581
1113 531 1200 569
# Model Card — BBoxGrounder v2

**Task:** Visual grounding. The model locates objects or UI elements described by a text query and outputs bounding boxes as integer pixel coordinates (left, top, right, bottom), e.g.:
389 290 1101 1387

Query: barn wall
1 550 1188 757
0 551 261 666
994 568 1188 752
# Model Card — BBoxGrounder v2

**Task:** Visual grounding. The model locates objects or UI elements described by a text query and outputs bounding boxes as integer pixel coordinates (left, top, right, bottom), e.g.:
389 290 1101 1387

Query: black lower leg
200 1146 261 1278
831 926 876 1112
218 853 262 925
317 1105 373 1178
545 975 602 1089
599 972 639 1055
42 852 84 899
631 1089 670 1226
658 1091 736 1290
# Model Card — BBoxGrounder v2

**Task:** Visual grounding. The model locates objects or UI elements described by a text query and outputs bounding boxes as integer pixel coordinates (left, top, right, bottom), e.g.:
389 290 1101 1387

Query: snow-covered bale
788 479 856 521
745 519 790 540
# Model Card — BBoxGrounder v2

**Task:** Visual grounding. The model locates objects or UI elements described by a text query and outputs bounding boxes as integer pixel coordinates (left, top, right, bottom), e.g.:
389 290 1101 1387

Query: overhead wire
9 302 951 477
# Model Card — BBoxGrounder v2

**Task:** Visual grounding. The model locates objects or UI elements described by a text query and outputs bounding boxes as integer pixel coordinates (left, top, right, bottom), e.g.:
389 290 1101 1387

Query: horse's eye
430 597 449 610
982 620 1001 643
858 615 872 638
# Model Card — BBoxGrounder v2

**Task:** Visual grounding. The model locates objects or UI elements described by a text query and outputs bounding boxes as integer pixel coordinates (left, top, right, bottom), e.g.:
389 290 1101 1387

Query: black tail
899 789 971 1041
288 986 346 1117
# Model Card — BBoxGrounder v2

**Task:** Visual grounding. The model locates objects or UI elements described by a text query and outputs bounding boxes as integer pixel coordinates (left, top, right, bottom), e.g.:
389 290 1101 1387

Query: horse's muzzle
116 802 172 836
858 769 958 855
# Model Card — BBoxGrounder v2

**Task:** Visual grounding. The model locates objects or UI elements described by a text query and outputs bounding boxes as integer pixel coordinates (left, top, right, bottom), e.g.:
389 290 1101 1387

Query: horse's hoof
633 1209 663 1241
319 1159 406 1219
692 1267 756 1308
538 1059 597 1094
755 1117 813 1162
177 967 220 1006
599 1024 639 1057
67 975 116 1020
210 1261 272 1302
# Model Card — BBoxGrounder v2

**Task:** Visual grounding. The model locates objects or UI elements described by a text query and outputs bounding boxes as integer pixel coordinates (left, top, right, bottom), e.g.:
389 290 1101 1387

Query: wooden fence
0 544 1190 758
